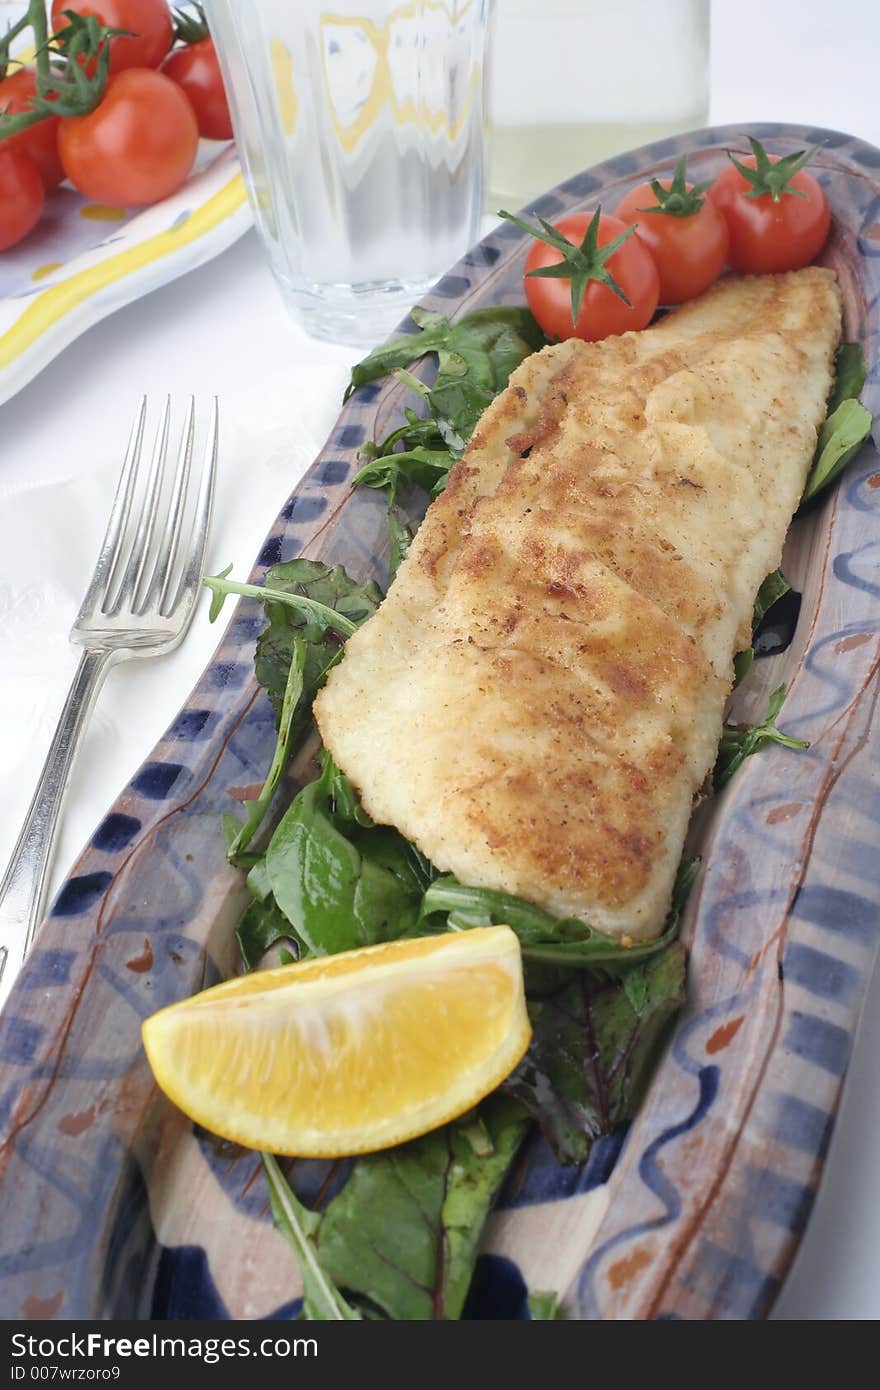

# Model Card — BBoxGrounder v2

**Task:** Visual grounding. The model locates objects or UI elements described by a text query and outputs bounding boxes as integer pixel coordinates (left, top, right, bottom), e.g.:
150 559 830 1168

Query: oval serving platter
0 122 878 1322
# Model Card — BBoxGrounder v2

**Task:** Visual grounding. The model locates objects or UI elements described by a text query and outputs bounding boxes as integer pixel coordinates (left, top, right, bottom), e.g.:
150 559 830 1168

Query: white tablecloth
1 0 878 1320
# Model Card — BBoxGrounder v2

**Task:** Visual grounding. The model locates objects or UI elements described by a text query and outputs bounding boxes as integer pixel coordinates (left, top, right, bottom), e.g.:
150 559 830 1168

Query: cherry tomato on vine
708 137 830 275
615 156 729 304
0 68 64 190
501 208 659 341
0 146 44 251
58 68 198 206
161 37 232 140
50 0 173 75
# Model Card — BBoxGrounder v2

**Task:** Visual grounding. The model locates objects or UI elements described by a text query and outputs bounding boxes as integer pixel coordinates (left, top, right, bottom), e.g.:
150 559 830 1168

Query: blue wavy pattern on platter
0 125 879 1321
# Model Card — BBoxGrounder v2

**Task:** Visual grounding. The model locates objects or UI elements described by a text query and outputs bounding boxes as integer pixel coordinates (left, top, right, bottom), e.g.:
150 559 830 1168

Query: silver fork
0 397 218 1013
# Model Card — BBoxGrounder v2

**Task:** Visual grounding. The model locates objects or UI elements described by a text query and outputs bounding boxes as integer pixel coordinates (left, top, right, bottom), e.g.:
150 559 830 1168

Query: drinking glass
489 0 710 210
206 0 493 345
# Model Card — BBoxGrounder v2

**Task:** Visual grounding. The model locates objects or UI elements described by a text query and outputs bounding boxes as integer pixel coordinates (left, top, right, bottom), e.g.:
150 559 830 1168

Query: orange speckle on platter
706 1016 744 1055
766 802 804 825
57 1106 97 1136
867 472 880 489
126 938 154 973
80 204 126 222
31 262 63 282
22 1290 64 1319
834 631 873 654
608 1247 652 1290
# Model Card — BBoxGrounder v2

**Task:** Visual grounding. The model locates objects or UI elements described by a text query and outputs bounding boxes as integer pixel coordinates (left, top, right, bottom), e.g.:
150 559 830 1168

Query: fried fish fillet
314 269 842 939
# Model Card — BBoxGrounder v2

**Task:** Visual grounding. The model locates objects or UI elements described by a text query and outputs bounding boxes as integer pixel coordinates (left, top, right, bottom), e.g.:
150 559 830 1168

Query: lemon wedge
142 926 531 1157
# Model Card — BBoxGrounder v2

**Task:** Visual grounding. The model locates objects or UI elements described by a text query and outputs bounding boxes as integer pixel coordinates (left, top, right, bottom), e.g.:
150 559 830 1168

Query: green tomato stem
29 0 50 86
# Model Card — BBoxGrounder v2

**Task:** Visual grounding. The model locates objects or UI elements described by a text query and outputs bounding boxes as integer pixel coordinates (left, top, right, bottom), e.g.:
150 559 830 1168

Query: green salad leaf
251 560 383 722
801 343 872 504
419 861 697 971
346 304 544 450
236 893 306 972
204 560 382 861
225 639 306 860
354 445 454 496
753 568 792 628
827 341 868 416
265 755 432 955
715 683 808 790
262 1155 362 1320
314 1097 528 1320
503 943 686 1165
387 508 414 582
802 397 873 503
528 1291 560 1320
733 568 792 686
346 306 545 513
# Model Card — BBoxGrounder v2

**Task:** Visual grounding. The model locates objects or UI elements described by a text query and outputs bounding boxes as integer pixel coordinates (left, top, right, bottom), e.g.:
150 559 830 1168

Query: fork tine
139 397 195 616
108 396 171 615
167 397 219 618
78 397 146 619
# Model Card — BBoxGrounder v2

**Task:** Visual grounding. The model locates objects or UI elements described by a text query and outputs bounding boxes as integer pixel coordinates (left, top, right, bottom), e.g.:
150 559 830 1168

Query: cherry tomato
58 68 198 206
0 146 45 251
708 147 830 274
162 38 232 140
522 212 659 342
615 179 729 305
0 68 64 190
51 0 173 75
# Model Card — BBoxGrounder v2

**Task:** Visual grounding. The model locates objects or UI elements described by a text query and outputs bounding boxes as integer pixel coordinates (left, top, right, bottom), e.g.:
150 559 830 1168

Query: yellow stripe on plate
0 173 248 372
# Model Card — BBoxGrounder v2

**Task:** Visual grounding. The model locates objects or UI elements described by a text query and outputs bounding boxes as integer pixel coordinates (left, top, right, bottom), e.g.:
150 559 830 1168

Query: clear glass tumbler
206 0 493 345
489 0 710 211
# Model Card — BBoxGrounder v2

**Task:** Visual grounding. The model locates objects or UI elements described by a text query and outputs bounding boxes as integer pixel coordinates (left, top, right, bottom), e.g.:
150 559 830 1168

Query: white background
0 0 878 1319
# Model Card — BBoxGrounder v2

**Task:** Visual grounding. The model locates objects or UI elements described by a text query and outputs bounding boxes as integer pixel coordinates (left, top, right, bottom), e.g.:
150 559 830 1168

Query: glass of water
206 0 492 345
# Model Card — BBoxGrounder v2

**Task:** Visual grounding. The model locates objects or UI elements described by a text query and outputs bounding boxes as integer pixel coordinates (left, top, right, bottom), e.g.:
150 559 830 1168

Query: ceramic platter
1 122 878 1321
0 141 251 408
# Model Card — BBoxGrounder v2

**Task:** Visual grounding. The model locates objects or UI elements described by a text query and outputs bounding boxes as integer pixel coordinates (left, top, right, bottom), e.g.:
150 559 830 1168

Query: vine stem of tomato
30 0 51 85
0 3 120 141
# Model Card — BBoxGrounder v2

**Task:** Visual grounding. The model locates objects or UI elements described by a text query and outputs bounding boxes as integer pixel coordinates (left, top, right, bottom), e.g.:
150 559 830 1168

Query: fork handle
0 648 113 1012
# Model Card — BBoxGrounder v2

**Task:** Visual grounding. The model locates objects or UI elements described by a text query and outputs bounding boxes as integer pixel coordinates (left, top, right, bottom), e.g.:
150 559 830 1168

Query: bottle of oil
488 0 710 211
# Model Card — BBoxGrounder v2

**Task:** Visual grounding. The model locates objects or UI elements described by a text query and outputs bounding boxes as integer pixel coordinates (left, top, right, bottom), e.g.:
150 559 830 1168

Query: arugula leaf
802 397 873 503
503 943 686 1165
344 308 454 400
423 306 546 451
827 341 868 416
347 307 544 515
801 343 872 504
733 568 792 687
418 875 682 969
528 1291 560 1320
252 560 383 722
346 305 543 432
236 894 306 972
262 1155 362 1320
354 446 455 496
732 648 755 687
753 568 791 627
315 1097 528 1320
206 560 382 861
715 683 808 789
349 307 545 596
265 756 431 955
225 640 306 860
387 508 414 582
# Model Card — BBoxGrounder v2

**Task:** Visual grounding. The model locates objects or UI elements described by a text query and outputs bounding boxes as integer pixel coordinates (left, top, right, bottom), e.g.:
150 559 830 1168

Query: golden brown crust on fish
315 269 842 938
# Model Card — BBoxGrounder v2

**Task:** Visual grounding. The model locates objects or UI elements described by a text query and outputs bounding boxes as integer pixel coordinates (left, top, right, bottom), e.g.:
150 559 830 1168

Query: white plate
0 141 252 407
